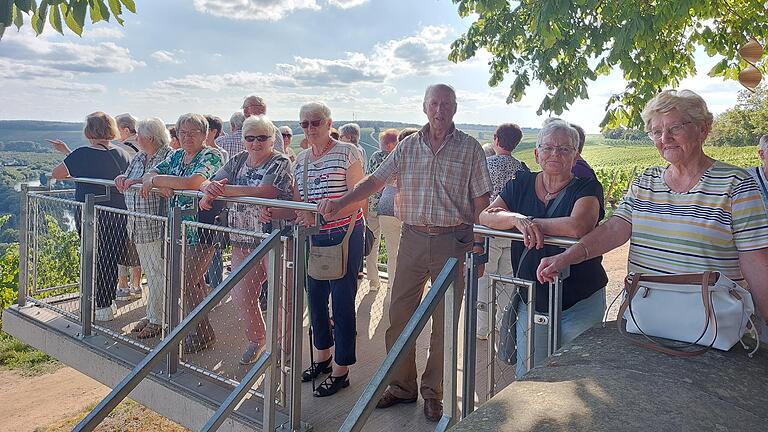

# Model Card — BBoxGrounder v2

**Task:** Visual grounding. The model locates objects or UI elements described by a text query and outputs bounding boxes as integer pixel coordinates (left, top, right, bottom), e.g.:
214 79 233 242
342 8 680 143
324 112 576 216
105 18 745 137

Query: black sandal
313 372 349 397
302 357 332 382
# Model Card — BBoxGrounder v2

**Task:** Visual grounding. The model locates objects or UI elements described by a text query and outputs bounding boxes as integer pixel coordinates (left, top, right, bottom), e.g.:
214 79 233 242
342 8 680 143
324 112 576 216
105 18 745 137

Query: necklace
311 138 334 160
540 175 572 200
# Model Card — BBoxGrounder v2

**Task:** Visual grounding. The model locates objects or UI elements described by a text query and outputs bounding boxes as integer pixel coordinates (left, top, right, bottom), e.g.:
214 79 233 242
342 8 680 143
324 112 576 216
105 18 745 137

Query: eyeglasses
244 135 271 143
647 122 692 140
282 133 292 138
177 129 203 138
242 103 265 110
538 146 575 155
299 119 324 129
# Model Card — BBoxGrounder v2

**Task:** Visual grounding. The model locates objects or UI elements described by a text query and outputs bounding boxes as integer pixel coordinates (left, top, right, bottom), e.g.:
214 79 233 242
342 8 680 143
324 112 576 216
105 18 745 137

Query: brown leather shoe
423 398 443 422
376 389 417 409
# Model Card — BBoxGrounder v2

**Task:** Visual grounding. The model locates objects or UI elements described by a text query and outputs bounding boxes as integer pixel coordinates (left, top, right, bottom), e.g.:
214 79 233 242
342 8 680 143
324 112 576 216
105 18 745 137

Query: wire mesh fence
26 191 83 320
177 215 293 405
90 205 169 351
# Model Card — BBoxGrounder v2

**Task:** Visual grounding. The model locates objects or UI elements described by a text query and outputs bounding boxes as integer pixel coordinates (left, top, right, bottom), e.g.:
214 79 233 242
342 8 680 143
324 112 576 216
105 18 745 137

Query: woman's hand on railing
202 179 228 197
510 215 543 250
199 194 215 211
295 210 316 227
114 175 129 193
537 249 577 283
317 198 339 220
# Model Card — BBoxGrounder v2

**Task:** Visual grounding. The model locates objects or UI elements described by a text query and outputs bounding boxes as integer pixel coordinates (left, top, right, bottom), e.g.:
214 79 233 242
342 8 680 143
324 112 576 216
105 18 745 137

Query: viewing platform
5 180 765 432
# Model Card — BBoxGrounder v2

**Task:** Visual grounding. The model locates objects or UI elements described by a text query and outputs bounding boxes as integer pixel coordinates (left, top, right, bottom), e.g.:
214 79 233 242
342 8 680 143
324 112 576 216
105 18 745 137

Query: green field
507 136 761 207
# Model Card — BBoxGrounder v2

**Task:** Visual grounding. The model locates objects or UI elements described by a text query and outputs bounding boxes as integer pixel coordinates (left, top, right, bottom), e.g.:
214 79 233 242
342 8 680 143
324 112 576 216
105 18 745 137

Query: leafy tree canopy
708 84 768 146
0 0 136 40
449 0 768 129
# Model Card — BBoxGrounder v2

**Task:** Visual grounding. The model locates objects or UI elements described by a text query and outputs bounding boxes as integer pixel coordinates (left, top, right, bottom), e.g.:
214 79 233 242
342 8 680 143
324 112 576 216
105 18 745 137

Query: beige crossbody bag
302 155 356 280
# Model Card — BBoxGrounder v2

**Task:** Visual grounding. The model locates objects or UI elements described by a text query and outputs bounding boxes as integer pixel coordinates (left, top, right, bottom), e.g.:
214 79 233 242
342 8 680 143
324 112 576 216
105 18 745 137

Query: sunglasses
244 135 271 143
299 119 324 129
281 133 292 138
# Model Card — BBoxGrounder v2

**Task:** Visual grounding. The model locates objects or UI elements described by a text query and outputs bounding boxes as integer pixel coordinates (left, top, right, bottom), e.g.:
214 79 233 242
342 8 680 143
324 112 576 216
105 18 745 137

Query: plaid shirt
216 125 285 157
123 146 172 244
371 124 491 226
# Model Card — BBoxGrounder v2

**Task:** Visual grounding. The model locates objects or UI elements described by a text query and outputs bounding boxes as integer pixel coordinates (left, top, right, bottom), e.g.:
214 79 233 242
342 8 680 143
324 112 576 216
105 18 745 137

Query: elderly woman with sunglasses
261 101 365 397
198 115 293 365
479 118 607 376
539 90 768 345
140 113 223 354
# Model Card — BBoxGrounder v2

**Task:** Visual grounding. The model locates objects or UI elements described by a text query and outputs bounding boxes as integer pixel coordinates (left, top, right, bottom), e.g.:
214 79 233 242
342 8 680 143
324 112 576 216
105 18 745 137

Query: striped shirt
371 124 492 226
123 146 171 244
295 141 364 230
614 161 768 286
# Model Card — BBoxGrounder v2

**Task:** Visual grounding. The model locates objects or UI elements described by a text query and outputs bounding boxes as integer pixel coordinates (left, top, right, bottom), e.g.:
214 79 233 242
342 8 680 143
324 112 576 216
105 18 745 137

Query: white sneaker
95 306 115 322
129 285 143 299
115 288 132 301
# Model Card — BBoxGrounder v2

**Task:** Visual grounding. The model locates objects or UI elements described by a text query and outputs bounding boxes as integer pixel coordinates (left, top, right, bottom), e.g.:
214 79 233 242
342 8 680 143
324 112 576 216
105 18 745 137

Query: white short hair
641 89 713 131
242 115 276 137
230 111 245 131
137 117 171 148
759 134 768 152
537 118 579 150
115 113 138 133
338 123 360 143
300 102 332 120
175 113 209 135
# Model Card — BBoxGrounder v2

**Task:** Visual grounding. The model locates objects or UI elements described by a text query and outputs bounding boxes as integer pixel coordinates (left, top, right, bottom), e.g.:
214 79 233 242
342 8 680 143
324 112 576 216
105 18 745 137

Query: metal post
31 194 39 295
288 225 307 431
438 273 461 431
80 194 96 336
486 280 497 400
18 185 30 307
263 243 283 432
548 271 566 356
461 250 479 417
166 206 184 376
279 234 293 408
525 280 536 373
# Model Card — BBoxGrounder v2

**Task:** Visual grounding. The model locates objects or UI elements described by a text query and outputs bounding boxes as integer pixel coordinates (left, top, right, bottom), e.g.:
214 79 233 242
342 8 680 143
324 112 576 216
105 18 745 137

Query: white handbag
617 271 758 356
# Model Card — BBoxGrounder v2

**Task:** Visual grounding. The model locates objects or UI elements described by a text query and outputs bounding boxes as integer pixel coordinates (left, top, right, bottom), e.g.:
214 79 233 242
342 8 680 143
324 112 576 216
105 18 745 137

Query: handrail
70 177 318 212
72 229 284 432
472 224 578 247
340 257 462 432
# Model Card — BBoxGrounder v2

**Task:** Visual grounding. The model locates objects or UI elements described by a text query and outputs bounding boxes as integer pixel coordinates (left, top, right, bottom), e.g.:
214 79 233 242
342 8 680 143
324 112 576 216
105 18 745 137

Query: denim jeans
515 287 606 377
307 221 364 366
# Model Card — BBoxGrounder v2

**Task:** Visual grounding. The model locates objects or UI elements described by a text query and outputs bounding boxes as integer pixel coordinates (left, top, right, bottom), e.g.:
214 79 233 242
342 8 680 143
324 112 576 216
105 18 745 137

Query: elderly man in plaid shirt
318 83 491 422
217 95 285 156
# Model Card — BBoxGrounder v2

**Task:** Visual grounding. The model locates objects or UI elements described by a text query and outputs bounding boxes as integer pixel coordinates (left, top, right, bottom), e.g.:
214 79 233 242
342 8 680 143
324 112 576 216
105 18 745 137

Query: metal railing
16 178 581 431
340 257 463 432
463 225 576 414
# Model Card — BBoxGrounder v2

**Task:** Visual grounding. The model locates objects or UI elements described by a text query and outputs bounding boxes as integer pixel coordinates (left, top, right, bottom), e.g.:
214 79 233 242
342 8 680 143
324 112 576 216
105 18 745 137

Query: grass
35 399 189 432
0 328 61 376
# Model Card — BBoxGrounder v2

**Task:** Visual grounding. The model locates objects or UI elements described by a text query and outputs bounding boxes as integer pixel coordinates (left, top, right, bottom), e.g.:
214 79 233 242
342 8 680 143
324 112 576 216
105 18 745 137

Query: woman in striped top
262 102 365 397
537 90 768 339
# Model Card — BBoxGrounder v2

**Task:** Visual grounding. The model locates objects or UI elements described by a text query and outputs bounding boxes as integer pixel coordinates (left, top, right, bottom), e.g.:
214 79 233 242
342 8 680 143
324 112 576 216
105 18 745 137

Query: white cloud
192 0 320 21
327 0 369 8
151 50 185 64
380 86 397 95
81 27 126 39
0 29 145 74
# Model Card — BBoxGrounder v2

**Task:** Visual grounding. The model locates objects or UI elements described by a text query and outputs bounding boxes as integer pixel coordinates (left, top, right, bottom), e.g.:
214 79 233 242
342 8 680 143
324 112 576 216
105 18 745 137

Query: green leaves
0 0 135 38
451 0 768 129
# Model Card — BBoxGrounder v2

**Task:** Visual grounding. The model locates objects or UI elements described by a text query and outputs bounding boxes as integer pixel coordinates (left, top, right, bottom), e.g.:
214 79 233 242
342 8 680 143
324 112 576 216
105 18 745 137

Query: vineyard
511 137 761 209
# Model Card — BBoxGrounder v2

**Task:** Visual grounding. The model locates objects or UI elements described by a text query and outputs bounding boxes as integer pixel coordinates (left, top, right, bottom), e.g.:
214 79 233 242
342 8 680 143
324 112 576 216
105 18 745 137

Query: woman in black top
50 112 131 322
479 118 607 376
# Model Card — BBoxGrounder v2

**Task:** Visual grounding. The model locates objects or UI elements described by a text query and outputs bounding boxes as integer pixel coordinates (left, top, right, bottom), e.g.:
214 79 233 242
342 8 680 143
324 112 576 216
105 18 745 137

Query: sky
0 0 745 132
